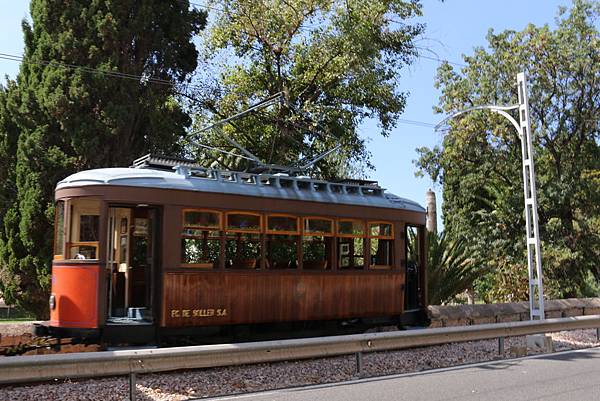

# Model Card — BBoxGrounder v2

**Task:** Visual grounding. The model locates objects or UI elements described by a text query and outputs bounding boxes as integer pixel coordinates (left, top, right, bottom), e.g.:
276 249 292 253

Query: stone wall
428 298 600 327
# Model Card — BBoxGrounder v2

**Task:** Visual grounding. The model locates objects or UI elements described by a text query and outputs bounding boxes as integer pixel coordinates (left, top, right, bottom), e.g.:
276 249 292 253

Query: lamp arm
435 104 521 138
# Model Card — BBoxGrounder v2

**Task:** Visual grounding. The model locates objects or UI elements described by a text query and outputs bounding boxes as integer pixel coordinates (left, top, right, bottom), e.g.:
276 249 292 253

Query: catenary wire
0 51 444 129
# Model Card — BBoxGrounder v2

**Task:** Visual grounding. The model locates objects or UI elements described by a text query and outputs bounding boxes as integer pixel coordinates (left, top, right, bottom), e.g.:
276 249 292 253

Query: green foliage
416 0 600 301
0 0 206 318
425 231 482 305
192 0 423 178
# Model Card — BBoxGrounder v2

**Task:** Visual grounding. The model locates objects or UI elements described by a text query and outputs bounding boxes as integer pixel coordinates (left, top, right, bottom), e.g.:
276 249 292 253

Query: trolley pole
435 72 545 320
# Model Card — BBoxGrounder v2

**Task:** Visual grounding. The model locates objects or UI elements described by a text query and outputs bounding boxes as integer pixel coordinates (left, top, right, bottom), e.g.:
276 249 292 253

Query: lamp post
435 72 545 321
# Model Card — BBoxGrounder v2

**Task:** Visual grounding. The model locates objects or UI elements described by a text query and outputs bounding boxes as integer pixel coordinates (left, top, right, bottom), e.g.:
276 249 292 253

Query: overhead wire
0 51 448 130
0 0 472 132
0 52 212 93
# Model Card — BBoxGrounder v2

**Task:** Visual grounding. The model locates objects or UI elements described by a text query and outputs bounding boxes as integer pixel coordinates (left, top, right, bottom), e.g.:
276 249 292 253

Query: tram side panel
160 270 405 327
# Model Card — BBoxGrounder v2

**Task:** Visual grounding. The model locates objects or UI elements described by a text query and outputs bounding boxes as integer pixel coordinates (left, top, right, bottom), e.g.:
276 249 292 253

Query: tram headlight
49 294 56 310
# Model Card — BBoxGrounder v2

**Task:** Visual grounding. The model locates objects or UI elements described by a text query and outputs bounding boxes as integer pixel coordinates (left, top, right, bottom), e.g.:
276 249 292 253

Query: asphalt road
206 347 600 401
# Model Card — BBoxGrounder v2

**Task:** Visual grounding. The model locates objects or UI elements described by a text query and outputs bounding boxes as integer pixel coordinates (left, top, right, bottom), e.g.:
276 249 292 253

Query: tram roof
56 167 425 213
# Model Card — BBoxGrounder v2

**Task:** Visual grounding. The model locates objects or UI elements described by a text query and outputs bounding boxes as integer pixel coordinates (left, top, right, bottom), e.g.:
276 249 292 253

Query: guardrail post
596 328 599 342
128 358 140 401
355 352 363 377
498 337 505 355
129 372 136 401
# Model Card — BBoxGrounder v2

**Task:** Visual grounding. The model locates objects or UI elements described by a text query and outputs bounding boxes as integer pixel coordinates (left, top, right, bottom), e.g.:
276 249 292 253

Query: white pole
433 72 545 320
517 72 545 320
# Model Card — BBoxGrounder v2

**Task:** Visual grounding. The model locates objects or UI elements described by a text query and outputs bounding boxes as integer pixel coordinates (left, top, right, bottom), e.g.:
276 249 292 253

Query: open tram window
266 215 299 269
225 212 262 269
67 198 100 260
369 222 394 269
181 210 222 268
337 219 365 270
225 233 261 269
182 231 221 268
302 217 333 270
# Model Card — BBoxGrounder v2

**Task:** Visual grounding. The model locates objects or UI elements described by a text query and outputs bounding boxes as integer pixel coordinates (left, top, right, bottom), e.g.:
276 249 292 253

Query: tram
45 154 427 343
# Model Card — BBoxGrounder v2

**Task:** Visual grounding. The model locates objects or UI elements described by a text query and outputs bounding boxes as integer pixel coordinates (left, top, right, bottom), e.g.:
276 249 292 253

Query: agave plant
425 231 483 305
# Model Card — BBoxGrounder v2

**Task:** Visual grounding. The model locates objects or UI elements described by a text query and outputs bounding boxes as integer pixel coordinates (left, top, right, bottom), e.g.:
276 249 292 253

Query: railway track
0 334 101 356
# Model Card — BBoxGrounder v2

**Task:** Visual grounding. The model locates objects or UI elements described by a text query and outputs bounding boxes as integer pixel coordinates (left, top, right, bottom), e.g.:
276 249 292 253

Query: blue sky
0 0 574 226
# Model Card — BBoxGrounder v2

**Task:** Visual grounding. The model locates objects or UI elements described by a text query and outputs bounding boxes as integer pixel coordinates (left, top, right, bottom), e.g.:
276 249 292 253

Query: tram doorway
106 206 158 323
405 225 421 311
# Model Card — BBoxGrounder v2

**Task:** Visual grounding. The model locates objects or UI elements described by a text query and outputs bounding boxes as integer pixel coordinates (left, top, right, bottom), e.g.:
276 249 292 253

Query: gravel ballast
0 329 598 401
0 322 36 337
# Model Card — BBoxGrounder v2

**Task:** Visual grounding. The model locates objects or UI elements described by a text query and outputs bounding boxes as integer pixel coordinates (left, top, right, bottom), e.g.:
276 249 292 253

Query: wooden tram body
47 156 427 343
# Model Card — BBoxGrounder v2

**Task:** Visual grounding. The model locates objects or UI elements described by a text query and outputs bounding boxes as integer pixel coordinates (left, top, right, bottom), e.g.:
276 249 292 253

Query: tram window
337 237 365 269
369 222 393 238
337 219 365 270
369 222 394 269
69 244 98 260
226 212 261 232
53 201 66 259
265 214 299 269
370 239 393 268
182 230 221 268
337 219 365 236
266 234 299 269
67 198 100 260
183 210 221 230
181 210 222 268
225 233 261 269
79 215 100 241
302 217 333 270
266 215 298 234
303 218 333 236
302 236 331 270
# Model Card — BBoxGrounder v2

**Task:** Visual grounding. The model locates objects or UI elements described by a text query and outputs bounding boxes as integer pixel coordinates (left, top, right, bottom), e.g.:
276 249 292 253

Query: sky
0 0 574 227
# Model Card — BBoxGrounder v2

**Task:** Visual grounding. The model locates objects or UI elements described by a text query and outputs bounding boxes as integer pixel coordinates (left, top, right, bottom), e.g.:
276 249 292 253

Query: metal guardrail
1 315 600 388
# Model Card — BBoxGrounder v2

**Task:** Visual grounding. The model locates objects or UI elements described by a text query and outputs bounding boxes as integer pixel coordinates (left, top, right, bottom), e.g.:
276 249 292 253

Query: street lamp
435 72 545 321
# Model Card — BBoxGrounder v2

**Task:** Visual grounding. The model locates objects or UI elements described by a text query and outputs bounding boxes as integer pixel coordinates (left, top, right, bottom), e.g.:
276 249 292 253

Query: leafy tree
191 0 423 178
416 0 600 301
425 231 482 305
0 0 206 317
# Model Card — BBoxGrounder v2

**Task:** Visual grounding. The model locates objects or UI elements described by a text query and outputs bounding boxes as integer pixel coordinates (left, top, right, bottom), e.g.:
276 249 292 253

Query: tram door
107 206 158 322
405 225 421 310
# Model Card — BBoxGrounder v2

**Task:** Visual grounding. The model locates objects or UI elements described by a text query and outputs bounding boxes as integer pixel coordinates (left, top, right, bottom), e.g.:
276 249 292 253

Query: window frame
225 211 263 234
182 208 222 231
336 219 366 238
368 221 395 269
53 200 66 260
66 199 101 261
368 221 394 239
302 217 334 237
225 231 262 269
265 213 300 235
67 241 100 260
181 233 222 269
181 209 223 269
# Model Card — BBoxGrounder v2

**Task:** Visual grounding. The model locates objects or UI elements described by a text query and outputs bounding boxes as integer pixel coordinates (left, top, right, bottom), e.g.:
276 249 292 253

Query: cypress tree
0 0 206 318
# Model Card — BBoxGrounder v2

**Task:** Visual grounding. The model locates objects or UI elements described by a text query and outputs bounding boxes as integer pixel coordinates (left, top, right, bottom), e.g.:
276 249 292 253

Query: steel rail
1 315 600 385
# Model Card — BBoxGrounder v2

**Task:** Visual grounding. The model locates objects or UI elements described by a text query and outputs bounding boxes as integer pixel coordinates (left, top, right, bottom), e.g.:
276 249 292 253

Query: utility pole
435 72 545 320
